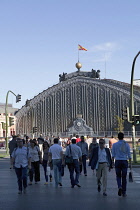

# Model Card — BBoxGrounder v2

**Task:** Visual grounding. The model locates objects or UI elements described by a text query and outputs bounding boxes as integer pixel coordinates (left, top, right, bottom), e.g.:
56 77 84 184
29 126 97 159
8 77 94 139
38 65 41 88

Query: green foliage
0 153 8 158
114 115 124 132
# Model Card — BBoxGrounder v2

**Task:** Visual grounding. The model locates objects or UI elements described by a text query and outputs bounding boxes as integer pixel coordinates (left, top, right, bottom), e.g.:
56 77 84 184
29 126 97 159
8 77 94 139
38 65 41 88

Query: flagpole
104 52 106 79
78 45 79 62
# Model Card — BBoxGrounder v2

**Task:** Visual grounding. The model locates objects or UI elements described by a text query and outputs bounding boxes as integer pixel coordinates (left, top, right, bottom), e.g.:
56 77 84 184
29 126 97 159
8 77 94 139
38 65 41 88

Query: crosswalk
130 170 140 184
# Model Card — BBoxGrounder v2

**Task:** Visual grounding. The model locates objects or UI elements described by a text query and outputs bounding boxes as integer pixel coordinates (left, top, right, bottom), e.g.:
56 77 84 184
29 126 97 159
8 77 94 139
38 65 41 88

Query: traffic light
16 94 21 103
122 107 130 121
132 115 140 126
33 127 38 133
9 117 14 126
1 122 6 129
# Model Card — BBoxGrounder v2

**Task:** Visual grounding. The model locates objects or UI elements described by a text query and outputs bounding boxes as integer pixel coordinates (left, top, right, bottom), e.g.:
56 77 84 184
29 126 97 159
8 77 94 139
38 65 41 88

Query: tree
114 115 124 132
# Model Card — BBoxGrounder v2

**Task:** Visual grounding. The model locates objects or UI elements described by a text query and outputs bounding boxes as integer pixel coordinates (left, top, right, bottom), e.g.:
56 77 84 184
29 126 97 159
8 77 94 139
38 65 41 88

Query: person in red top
76 135 81 143
109 136 117 149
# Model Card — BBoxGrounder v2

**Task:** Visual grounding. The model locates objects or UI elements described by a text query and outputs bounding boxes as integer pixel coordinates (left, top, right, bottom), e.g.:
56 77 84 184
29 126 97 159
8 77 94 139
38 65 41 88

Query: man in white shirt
11 138 31 194
104 135 110 148
48 138 64 187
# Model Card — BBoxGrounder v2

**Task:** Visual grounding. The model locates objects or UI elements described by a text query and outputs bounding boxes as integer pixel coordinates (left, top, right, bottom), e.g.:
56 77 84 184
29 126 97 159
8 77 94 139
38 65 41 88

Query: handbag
65 145 73 165
48 160 53 170
129 170 133 182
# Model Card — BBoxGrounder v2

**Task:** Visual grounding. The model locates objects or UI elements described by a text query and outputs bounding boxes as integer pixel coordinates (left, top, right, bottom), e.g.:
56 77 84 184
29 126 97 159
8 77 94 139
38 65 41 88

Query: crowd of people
9 133 131 197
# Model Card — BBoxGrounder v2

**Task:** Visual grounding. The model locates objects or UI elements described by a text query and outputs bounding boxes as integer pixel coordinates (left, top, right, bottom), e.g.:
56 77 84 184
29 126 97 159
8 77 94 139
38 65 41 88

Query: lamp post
5 91 21 154
130 51 140 163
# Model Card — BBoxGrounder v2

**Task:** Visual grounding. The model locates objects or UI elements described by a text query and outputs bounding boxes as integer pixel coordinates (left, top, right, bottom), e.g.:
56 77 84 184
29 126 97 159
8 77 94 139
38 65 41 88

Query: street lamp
5 91 21 154
130 51 140 163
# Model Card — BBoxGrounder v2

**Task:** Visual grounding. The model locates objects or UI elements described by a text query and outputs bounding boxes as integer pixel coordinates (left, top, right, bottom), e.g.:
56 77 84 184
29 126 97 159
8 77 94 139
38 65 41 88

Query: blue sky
0 0 140 108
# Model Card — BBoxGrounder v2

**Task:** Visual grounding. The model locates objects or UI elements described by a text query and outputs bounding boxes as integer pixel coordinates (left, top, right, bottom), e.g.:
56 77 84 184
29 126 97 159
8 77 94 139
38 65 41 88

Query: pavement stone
0 158 140 210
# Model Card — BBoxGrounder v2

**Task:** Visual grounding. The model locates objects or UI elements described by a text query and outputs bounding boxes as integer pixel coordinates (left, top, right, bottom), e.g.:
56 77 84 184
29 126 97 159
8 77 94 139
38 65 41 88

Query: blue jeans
15 166 28 191
80 155 87 174
68 159 80 186
115 160 128 194
52 159 62 187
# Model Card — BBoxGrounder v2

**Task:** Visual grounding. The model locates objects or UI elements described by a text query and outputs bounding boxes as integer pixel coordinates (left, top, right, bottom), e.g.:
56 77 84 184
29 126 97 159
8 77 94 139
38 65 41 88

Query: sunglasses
99 142 104 144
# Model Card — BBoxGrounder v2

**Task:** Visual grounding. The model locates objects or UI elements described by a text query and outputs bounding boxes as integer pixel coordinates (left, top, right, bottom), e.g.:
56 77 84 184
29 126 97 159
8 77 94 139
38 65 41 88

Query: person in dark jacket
89 138 112 196
9 135 17 169
89 137 98 160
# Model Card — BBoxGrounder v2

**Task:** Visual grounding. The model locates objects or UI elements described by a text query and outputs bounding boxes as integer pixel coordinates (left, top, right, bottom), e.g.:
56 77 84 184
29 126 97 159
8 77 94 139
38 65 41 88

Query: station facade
15 67 140 137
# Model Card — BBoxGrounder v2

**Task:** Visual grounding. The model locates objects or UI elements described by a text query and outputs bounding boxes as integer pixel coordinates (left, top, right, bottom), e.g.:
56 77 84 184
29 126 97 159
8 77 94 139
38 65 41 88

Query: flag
78 44 87 51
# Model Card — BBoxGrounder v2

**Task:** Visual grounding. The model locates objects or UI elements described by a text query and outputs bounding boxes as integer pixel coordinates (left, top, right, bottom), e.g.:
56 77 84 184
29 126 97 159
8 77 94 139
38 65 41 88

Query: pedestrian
37 134 44 153
58 136 63 146
77 136 88 176
89 137 99 160
112 132 132 197
28 139 42 185
109 136 117 149
65 138 82 188
76 135 81 143
42 141 53 185
89 138 112 196
49 135 54 146
104 135 110 148
48 138 64 188
89 137 99 174
86 135 91 148
11 138 31 194
24 136 30 147
9 135 17 169
44 135 50 143
67 138 71 146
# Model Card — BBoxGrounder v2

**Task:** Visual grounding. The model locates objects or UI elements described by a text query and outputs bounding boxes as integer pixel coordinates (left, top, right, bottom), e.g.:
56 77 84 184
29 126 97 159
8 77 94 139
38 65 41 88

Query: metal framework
15 71 140 137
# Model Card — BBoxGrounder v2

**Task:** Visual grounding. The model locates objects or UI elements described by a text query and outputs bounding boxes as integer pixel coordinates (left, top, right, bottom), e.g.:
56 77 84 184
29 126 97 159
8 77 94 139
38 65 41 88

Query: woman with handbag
28 139 42 185
42 141 53 184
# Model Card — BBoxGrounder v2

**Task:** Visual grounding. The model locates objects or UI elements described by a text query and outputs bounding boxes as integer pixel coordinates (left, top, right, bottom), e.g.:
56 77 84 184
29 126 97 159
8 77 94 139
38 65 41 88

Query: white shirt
104 138 110 148
29 146 40 162
49 144 62 159
98 148 107 163
11 146 31 168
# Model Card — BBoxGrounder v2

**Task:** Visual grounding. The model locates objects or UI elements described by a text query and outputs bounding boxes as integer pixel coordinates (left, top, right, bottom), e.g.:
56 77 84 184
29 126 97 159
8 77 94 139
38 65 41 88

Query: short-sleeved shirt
49 144 62 159
11 146 31 168
104 138 110 148
29 146 40 162
65 144 82 159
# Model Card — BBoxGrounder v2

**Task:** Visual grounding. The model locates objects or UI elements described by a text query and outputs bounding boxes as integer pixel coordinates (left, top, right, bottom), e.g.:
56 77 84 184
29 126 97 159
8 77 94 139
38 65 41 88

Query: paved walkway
0 158 140 210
